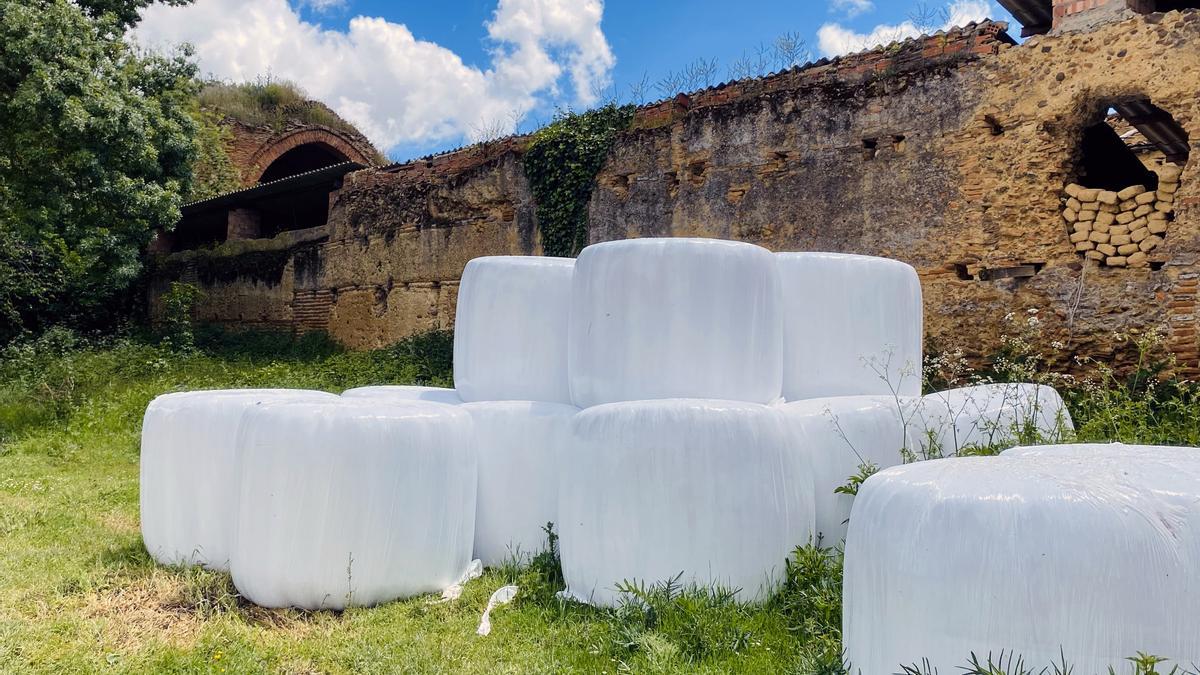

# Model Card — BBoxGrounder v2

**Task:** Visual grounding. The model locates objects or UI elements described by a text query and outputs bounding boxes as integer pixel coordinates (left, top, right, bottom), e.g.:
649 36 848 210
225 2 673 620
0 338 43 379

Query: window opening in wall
862 138 878 160
892 135 907 153
1063 97 1187 269
1140 1 1200 12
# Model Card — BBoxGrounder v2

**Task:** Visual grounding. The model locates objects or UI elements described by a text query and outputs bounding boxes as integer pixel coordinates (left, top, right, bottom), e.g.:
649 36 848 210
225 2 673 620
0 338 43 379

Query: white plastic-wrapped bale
569 238 783 408
777 253 923 401
231 399 477 610
454 256 574 404
779 395 917 545
462 401 578 566
844 454 1200 673
1004 442 1200 462
560 399 813 606
914 383 1072 457
139 389 338 570
341 385 462 405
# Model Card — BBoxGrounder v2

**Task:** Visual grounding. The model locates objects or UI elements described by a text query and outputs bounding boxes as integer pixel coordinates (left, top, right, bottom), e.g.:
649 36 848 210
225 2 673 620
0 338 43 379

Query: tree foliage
0 0 197 341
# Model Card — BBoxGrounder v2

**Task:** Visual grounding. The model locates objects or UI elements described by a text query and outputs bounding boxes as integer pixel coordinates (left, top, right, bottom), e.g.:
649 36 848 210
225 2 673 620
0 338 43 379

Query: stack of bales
562 238 812 605
139 237 1076 612
1063 164 1181 267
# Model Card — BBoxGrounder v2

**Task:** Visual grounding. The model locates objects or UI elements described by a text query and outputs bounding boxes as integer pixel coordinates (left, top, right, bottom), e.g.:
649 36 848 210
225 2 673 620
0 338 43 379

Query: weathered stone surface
149 13 1200 377
1097 243 1118 256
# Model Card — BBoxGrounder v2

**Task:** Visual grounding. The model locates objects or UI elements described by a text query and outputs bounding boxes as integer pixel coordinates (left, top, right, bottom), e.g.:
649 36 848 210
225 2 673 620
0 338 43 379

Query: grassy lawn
2 324 1198 673
0 330 844 674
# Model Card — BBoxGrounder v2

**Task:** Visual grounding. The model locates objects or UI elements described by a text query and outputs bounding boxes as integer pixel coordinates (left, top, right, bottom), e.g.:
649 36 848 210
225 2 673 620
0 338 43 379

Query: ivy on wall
522 104 636 257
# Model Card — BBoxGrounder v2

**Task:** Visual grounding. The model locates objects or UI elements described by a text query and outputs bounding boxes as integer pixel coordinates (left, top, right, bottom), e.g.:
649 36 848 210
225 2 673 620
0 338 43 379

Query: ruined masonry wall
155 13 1200 375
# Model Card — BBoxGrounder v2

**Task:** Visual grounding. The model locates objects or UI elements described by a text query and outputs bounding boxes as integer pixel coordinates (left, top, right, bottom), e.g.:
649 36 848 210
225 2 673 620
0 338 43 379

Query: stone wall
151 11 1200 375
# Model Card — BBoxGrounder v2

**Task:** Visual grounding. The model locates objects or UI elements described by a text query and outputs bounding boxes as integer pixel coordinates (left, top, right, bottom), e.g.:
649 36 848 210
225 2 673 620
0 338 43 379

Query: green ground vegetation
1 316 1199 673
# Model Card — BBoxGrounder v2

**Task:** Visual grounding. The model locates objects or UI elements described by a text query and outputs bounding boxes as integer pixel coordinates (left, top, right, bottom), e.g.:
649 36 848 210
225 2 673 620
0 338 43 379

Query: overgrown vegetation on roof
197 78 363 136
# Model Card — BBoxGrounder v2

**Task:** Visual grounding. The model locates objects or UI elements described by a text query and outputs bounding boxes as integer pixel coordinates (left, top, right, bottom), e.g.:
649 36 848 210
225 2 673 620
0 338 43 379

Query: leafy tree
0 0 197 340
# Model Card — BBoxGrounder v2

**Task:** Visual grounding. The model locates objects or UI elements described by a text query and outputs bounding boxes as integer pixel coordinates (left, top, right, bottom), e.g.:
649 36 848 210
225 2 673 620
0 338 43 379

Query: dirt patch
81 570 327 651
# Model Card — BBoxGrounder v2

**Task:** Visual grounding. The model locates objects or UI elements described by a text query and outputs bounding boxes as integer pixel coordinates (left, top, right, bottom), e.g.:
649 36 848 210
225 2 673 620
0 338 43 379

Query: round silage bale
461 400 578 566
230 399 477 610
559 399 813 606
139 389 339 570
914 383 1073 456
778 395 918 545
568 238 783 408
777 253 923 401
843 452 1200 674
453 256 575 404
341 385 462 405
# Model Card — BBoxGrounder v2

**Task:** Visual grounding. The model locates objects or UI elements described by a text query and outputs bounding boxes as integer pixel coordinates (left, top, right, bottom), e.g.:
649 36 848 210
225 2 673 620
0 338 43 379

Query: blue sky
136 0 1017 162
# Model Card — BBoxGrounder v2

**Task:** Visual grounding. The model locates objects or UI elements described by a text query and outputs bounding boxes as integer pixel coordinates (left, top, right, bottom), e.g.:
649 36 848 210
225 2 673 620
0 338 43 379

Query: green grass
2 325 1199 673
0 328 840 674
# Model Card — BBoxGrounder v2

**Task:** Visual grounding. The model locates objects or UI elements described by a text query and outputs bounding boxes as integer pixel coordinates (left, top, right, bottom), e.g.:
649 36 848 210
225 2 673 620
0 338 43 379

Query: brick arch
247 127 376 184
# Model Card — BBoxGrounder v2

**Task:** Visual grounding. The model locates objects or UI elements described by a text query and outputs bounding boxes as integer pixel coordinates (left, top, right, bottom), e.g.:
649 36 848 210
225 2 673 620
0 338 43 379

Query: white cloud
831 0 875 19
133 0 614 155
817 0 995 57
299 0 347 12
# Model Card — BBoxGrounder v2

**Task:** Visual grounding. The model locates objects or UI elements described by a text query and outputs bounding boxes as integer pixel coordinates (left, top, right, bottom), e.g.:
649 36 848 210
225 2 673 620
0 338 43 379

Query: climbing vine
523 104 636 257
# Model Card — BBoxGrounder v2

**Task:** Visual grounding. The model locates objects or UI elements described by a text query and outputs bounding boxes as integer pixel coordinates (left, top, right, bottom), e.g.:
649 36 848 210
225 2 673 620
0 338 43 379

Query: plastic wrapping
779 395 918 545
230 399 477 610
462 401 578 566
568 238 783 408
453 256 575 404
139 389 338 570
844 453 1200 673
560 399 813 606
1005 442 1200 462
777 253 923 401
914 383 1073 457
341 385 463 405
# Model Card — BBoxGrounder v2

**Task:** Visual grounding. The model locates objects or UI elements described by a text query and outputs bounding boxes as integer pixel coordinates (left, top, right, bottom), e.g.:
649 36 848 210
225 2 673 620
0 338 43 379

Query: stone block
1111 234 1132 246
1135 191 1158 205
1141 235 1164 252
1078 210 1097 221
1159 164 1183 182
1097 243 1117 256
1128 252 1149 268
1107 256 1128 267
1075 241 1095 252
1158 191 1175 204
1134 204 1154 218
1159 181 1180 195
1131 227 1150 243
1088 231 1110 244
1120 200 1137 212
1073 221 1091 233
1156 202 1174 214
1116 212 1135 225
1070 230 1090 243
1067 197 1082 212
1064 183 1085 198
1117 243 1140 255
1078 188 1101 202
1063 208 1078 222
1110 225 1129 236
1096 212 1116 227
1085 250 1105 261
1100 203 1120 214
1097 191 1119 205
1148 220 1169 235
1118 185 1147 201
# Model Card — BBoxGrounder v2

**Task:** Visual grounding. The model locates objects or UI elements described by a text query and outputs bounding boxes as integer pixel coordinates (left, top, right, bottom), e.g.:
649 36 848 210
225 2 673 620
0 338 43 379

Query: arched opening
1135 1 1200 12
259 143 348 183
1063 96 1188 269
